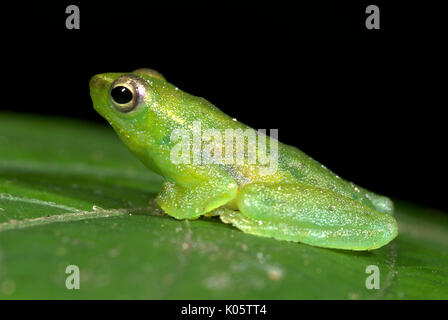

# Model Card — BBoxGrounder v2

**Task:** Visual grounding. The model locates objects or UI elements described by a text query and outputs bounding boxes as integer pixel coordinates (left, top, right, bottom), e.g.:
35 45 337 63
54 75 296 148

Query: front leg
156 168 238 219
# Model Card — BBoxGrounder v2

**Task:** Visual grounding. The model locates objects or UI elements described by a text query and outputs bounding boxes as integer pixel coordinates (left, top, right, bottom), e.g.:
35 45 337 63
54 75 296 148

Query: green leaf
0 112 447 299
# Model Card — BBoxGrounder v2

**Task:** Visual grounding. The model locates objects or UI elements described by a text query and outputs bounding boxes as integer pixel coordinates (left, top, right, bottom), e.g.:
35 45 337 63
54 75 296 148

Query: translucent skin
89 69 398 250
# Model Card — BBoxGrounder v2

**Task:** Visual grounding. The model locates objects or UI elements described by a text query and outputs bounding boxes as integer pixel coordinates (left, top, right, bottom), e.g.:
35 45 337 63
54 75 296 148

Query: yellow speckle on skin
165 108 186 125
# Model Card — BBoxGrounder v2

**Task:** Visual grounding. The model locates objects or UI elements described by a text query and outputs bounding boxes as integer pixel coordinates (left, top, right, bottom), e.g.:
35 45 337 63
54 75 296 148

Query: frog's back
229 138 393 215
281 142 392 214
160 83 392 215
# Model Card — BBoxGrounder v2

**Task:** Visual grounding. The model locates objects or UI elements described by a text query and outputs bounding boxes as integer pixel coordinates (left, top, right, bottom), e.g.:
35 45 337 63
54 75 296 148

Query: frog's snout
89 74 111 93
89 74 101 88
89 74 115 116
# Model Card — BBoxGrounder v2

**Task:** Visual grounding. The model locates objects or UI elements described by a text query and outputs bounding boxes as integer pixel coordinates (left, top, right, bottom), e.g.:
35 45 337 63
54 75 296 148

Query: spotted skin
89 69 397 250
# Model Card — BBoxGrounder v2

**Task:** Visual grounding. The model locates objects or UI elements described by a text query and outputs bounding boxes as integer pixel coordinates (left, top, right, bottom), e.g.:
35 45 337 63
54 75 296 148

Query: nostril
89 75 106 90
89 73 124 91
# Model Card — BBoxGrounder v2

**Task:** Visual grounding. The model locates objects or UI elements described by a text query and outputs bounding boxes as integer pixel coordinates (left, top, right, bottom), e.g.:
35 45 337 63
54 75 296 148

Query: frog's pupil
111 86 133 104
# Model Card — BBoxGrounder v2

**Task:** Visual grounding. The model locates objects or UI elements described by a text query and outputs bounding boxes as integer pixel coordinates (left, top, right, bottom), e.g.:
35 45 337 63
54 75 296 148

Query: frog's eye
111 86 133 105
110 75 147 113
110 83 137 112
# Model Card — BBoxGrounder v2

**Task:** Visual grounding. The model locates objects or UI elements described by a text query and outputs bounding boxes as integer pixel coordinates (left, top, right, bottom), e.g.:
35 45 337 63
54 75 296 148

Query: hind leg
219 183 397 250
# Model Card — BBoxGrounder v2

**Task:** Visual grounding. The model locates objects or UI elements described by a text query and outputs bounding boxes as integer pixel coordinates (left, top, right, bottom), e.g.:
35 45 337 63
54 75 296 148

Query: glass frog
89 68 397 250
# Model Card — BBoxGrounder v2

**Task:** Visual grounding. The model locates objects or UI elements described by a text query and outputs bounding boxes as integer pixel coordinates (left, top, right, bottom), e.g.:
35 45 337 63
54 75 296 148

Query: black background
1 2 447 211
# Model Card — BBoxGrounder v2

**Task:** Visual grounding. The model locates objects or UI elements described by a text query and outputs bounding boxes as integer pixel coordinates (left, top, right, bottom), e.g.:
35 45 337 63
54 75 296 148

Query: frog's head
89 68 167 168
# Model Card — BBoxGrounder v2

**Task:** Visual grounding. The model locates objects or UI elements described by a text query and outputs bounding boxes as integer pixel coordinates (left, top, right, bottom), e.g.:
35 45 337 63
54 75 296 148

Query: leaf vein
0 206 164 232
